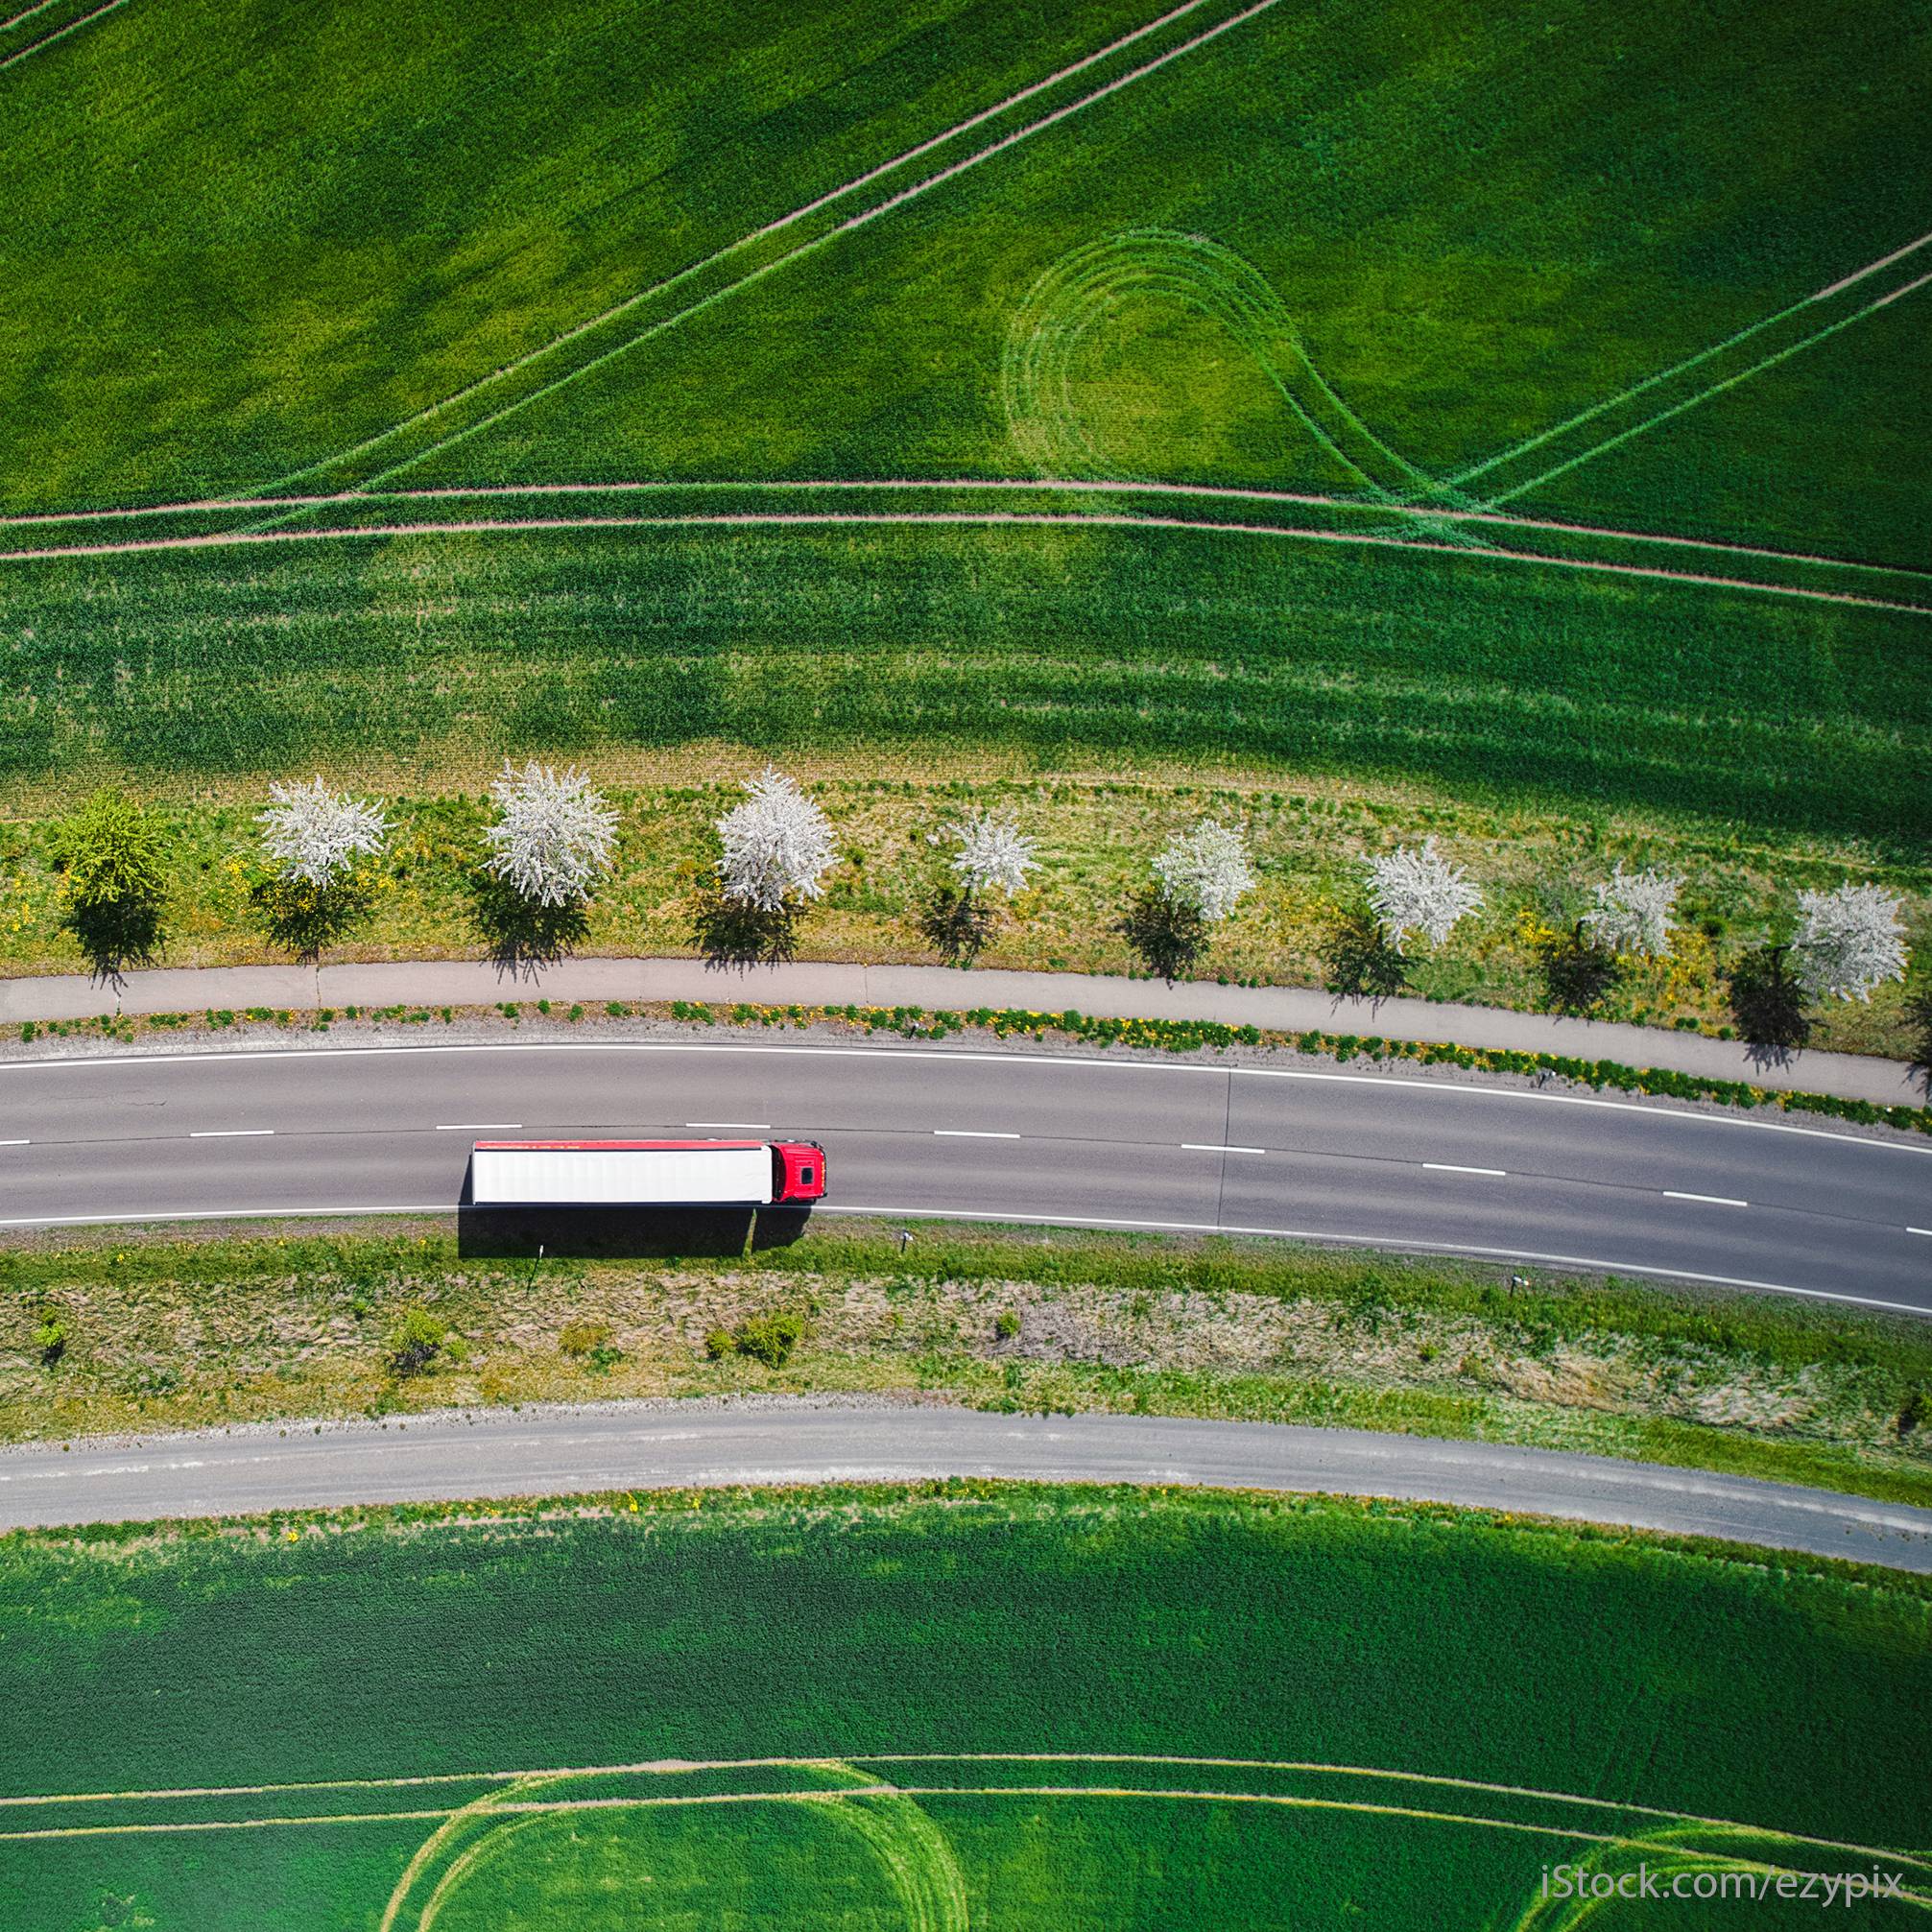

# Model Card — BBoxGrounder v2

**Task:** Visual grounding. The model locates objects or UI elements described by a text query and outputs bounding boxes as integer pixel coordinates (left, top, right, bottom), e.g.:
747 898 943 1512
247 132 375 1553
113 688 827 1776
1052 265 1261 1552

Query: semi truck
468 1138 826 1207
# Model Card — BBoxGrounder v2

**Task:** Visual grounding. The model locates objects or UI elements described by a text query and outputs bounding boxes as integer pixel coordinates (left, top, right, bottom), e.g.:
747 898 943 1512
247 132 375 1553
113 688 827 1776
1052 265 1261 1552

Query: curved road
2 1038 1928 1309
4 1401 1930 1568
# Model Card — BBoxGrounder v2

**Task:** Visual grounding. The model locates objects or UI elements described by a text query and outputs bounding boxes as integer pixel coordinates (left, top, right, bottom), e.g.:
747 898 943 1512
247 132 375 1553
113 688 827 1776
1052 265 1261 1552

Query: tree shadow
250 875 374 964
469 873 590 972
63 896 165 983
1323 910 1410 1001
1536 925 1623 1016
693 894 798 967
1726 944 1810 1058
918 885 997 966
1907 986 1932 1098
1119 889 1206 982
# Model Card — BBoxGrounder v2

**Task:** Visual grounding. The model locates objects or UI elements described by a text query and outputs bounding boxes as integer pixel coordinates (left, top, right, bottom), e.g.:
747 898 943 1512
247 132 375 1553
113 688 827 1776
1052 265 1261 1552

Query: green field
2 0 1928 845
1 1486 1929 1929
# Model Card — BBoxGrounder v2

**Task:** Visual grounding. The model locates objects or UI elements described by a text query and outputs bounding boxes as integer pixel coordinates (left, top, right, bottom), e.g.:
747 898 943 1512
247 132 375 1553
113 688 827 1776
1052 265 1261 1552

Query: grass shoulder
6 1219 1929 1508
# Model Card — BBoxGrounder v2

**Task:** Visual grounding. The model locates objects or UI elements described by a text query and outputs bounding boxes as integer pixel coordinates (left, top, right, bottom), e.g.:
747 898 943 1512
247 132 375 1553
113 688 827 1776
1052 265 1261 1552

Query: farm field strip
335 0 1293 502
7 475 1927 588
6 503 1925 616
253 0 1276 505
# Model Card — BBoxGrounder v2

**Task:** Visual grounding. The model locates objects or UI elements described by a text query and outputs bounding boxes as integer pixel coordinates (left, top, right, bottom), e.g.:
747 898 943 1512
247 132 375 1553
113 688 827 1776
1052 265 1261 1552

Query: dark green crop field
2 0 1928 842
1 1487 1929 1929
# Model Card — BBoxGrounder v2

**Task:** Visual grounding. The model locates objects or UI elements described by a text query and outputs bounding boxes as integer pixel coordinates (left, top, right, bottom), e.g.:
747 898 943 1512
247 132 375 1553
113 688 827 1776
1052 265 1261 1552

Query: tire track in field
12 1753 1927 1874
0 0 129 73
0 0 73 31
251 0 1233 502
1487 267 1932 507
12 1780 1928 1914
2 504 1925 615
1452 230 1932 507
5 476 1926 585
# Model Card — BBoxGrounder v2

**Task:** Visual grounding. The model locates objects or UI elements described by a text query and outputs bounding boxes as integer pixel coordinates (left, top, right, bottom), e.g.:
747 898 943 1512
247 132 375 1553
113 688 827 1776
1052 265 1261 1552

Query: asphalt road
1 1038 1928 1309
3 1400 1928 1567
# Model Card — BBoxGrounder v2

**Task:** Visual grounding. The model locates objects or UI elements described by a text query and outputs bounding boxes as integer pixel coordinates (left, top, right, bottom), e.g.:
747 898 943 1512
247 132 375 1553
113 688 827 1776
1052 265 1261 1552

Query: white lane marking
435 1123 521 1131
1663 1190 1749 1208
685 1121 771 1130
3 1039 1924 1156
188 1129 274 1139
1424 1162 1506 1177
1909 1227 1932 1237
816 1205 1932 1317
1182 1143 1265 1155
934 1130 1021 1139
0 1138 27 1146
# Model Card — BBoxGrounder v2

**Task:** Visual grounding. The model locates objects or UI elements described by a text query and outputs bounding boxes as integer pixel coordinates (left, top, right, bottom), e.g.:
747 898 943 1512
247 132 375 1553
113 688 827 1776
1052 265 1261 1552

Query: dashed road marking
1663 1190 1749 1207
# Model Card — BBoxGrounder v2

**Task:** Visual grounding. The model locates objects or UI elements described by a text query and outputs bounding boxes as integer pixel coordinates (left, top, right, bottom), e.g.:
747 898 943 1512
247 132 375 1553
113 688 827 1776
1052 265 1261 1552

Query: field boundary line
1449 228 1932 489
0 0 128 73
3 506 1925 616
1490 269 1932 507
349 0 1290 494
253 0 1227 497
7 476 1921 584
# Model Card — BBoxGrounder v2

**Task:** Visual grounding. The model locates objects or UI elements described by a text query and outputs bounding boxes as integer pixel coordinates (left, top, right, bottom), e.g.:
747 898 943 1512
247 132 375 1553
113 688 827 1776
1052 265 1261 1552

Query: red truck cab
774 1140 827 1204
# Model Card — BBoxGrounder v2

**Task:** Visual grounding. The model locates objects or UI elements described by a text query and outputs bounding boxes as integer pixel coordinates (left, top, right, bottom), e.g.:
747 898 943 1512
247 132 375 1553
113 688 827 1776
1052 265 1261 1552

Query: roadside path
4 1400 1928 1569
0 954 1918 1107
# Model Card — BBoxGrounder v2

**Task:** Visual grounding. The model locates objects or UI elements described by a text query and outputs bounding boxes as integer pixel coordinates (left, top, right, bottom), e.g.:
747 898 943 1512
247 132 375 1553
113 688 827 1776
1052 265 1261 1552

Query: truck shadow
455 1204 812 1259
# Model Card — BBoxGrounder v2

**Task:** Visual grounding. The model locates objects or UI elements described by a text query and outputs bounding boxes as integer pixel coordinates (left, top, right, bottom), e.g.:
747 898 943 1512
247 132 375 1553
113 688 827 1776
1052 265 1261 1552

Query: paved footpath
4 1401 1929 1568
0 955 1920 1108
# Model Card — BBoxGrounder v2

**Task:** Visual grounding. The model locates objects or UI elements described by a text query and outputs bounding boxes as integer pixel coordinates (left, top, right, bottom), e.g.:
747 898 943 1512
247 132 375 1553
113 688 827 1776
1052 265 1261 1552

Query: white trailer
468 1139 825 1207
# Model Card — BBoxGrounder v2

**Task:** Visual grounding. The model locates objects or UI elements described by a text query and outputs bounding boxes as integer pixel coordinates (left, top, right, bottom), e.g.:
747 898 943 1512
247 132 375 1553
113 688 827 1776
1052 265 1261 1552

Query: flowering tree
1152 821 1255 922
258 777 388 887
1791 882 1908 1003
1582 862 1682 960
482 761 618 907
946 812 1038 900
1363 838 1482 953
716 767 838 911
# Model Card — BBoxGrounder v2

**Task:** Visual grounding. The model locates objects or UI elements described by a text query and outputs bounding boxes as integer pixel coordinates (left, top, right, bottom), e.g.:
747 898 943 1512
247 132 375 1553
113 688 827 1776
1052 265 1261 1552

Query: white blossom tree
716 767 838 912
1791 882 1908 1003
1152 821 1255 923
258 776 388 887
482 760 619 907
946 811 1039 900
1582 862 1682 960
1363 837 1483 954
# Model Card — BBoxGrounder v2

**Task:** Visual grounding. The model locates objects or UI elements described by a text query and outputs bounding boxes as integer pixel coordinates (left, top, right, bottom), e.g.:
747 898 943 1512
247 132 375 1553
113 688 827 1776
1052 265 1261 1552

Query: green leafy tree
51 791 171 974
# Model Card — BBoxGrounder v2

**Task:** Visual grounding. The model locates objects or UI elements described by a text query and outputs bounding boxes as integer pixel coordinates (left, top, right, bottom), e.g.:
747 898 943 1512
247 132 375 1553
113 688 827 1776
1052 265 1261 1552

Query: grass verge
6 1220 1930 1506
3 759 1926 1058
